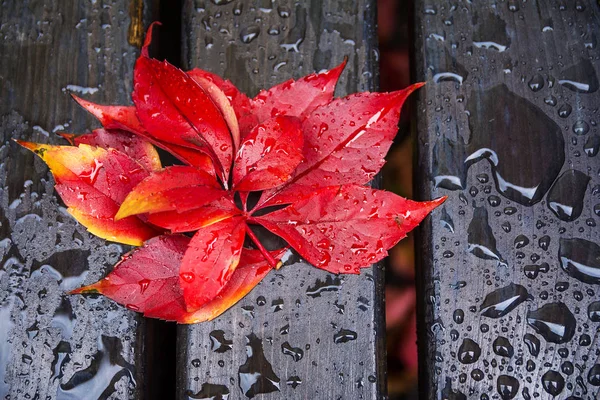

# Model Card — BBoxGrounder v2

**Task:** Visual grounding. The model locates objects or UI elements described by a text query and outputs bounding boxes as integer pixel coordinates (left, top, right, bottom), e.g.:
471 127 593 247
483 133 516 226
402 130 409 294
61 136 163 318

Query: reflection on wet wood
414 1 600 399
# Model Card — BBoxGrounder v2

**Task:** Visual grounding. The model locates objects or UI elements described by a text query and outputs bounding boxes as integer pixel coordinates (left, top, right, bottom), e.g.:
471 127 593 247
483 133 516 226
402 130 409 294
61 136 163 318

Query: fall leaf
253 185 446 274
21 22 444 322
70 234 288 323
16 140 160 246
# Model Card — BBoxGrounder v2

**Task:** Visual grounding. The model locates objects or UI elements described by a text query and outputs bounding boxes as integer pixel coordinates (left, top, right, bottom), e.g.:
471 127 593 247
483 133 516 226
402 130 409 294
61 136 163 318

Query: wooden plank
413 1 600 399
0 1 154 398
178 1 384 399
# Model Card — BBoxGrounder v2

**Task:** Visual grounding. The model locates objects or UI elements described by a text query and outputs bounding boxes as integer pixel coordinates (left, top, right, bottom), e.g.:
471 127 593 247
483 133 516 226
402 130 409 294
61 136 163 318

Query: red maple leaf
17 23 445 322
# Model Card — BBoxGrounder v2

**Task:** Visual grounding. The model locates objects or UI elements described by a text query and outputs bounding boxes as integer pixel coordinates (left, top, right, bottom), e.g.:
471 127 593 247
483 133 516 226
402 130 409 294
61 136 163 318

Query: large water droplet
493 336 514 357
588 364 600 386
58 336 135 399
523 333 540 356
209 330 233 353
559 238 600 284
435 85 564 206
541 370 565 395
440 207 455 233
588 301 600 321
281 341 304 362
528 74 544 91
240 25 260 43
497 375 519 399
558 103 572 118
468 206 506 265
559 59 599 93
473 13 511 52
238 333 280 398
547 170 590 221
584 134 600 157
514 234 530 249
306 275 342 297
480 283 530 318
573 120 590 135
527 302 576 343
457 338 481 364
280 6 306 52
186 382 230 399
442 378 467 400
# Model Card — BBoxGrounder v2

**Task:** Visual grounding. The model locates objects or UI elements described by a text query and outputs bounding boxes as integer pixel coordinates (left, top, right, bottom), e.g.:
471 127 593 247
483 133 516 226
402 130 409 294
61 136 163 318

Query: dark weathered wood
178 1 384 399
413 1 600 399
0 1 154 398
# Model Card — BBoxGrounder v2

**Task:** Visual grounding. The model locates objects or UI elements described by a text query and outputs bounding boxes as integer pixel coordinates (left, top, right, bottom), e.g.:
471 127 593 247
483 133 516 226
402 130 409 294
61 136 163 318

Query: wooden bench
413 1 600 399
0 1 385 399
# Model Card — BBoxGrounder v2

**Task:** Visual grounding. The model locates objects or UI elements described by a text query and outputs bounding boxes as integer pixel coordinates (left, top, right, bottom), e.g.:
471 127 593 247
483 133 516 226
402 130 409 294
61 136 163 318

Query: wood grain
178 1 385 399
413 1 600 399
0 1 153 398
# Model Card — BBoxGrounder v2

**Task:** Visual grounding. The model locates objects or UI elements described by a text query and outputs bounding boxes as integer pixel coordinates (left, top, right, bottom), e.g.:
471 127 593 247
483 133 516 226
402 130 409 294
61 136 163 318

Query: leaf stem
244 224 277 268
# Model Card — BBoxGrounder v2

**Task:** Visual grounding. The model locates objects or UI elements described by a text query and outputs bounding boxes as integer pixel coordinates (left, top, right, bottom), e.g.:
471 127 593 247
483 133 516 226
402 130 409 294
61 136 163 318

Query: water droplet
493 336 514 358
559 238 600 284
487 195 501 207
471 369 484 381
240 25 260 43
562 361 574 375
559 59 599 93
558 103 572 118
588 301 600 322
541 370 565 395
238 333 280 398
180 272 195 283
457 338 481 364
442 378 467 400
306 275 342 297
333 329 357 344
544 95 557 106
527 302 576 344
468 206 506 265
524 333 540 356
209 330 233 353
497 375 519 399
588 364 600 386
538 235 551 251
453 309 464 324
514 234 529 249
440 207 455 233
503 206 517 215
57 336 135 399
555 281 569 292
277 5 290 18
573 120 590 135
547 170 590 221
286 376 302 388
528 74 544 91
138 279 150 294
443 85 565 206
480 283 530 318
271 298 284 312
584 134 600 157
186 382 230 399
281 342 303 361
472 13 511 52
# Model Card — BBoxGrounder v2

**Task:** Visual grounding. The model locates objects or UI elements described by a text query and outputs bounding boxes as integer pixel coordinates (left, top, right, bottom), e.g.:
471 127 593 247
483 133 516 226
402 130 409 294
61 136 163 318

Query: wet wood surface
178 1 385 399
0 1 154 399
413 1 600 399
